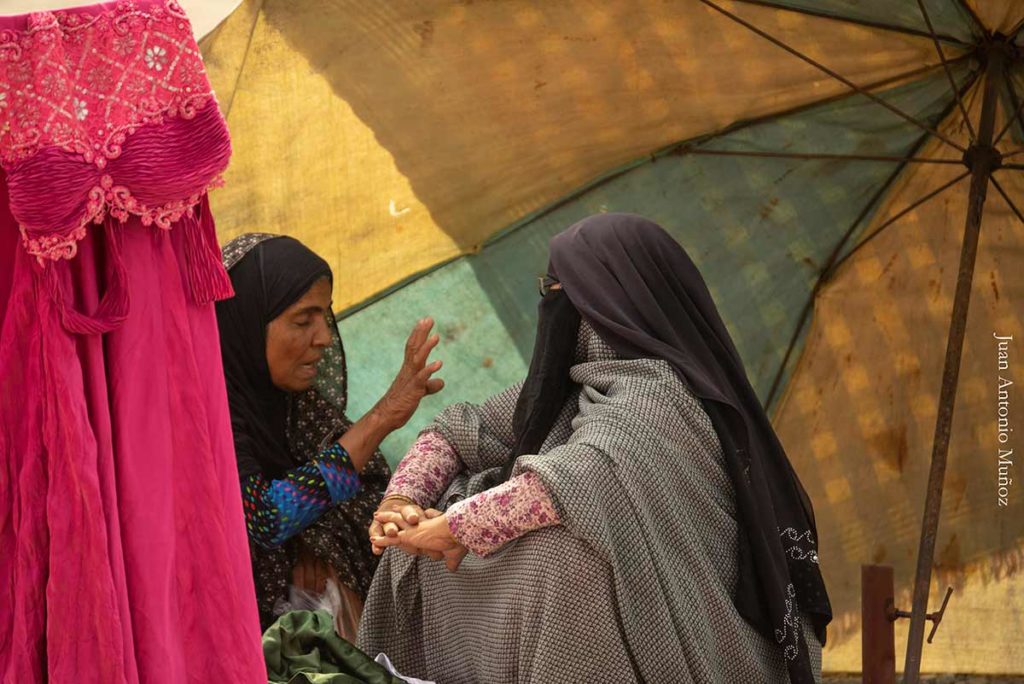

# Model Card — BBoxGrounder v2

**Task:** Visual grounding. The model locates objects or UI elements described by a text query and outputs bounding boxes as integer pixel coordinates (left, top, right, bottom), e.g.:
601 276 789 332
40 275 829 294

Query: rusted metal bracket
887 586 954 644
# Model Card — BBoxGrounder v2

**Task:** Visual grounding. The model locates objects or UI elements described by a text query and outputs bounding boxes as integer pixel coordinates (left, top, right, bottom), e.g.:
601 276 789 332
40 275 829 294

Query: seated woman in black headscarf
215 233 444 635
360 214 832 683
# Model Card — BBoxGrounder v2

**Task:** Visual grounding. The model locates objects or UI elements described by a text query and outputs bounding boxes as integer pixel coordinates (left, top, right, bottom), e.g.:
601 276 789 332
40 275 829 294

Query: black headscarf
507 213 831 684
215 235 333 479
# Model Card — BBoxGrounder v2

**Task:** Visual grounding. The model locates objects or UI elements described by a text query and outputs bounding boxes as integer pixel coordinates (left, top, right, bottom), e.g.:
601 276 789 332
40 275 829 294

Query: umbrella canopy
200 1 1024 676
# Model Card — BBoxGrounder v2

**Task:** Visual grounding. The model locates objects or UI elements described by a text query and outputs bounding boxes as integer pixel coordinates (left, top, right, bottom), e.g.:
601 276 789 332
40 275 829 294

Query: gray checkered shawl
358 325 821 683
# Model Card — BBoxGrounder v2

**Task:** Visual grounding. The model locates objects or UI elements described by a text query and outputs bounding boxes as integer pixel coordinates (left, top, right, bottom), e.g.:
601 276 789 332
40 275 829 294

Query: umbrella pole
902 39 1006 683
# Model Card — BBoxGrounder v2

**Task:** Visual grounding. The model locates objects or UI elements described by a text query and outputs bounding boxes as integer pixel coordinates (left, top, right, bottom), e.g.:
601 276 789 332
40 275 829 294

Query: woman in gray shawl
361 214 832 683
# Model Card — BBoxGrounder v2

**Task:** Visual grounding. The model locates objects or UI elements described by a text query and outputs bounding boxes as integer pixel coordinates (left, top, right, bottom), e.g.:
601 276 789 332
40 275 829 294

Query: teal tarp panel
760 0 978 43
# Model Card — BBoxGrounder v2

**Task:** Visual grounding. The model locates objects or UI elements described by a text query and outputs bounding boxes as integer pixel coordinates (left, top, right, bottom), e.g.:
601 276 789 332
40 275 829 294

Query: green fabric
341 64 974 467
263 611 403 684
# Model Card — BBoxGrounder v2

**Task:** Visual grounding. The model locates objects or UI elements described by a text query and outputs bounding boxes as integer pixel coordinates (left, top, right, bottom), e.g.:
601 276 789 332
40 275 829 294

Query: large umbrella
200 1 1024 678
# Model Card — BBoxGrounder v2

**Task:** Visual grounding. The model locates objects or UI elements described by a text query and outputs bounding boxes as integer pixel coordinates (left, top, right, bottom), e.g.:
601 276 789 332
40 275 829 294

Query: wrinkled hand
374 318 445 432
372 509 469 572
369 497 428 556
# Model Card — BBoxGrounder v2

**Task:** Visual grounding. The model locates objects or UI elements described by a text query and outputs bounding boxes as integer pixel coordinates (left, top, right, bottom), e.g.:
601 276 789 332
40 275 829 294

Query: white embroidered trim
774 582 800 661
780 526 819 564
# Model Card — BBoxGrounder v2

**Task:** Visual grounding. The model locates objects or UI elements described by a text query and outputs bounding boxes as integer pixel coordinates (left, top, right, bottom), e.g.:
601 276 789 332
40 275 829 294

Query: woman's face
266 277 333 392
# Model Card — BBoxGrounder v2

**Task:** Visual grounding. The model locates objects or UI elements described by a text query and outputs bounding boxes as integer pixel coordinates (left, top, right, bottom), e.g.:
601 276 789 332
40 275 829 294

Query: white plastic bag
373 653 437 684
272 578 362 642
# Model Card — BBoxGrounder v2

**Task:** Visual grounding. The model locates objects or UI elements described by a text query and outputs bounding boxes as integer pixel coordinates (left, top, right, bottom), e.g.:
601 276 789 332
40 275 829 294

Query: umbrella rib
730 0 972 47
954 0 988 37
830 170 970 272
763 150 925 408
657 57 973 159
766 149 967 408
764 293 814 410
821 74 979 283
765 69 978 411
961 72 985 125
993 71 1024 146
698 0 968 154
678 149 962 165
991 174 1024 224
1008 16 1024 40
916 0 978 142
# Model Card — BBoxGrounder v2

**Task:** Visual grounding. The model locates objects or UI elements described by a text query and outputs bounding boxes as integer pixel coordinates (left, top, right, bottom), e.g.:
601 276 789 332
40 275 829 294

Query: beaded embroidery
0 1 215 168
780 526 820 564
0 1 227 264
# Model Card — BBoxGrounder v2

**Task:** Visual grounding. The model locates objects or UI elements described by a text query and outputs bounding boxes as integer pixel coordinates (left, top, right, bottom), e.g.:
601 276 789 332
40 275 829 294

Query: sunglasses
537 276 563 296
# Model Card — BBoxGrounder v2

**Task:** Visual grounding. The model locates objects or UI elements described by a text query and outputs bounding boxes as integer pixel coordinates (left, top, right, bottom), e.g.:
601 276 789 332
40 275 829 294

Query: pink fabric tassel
182 195 234 305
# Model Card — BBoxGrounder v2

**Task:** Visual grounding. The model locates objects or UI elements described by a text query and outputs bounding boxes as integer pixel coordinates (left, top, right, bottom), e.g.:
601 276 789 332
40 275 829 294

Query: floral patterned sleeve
445 471 560 556
242 443 361 549
383 431 461 508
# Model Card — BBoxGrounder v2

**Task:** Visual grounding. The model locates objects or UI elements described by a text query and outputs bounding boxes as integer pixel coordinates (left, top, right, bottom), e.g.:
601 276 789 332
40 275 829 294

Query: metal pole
902 40 1006 683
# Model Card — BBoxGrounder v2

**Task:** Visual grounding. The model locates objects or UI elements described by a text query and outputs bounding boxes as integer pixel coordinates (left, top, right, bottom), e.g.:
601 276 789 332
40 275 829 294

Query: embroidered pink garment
0 2 264 682
385 431 561 556
445 471 560 556
384 431 461 508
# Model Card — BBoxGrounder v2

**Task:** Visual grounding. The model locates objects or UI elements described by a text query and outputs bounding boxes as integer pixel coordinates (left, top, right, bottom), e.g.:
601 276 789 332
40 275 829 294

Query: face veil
503 283 581 482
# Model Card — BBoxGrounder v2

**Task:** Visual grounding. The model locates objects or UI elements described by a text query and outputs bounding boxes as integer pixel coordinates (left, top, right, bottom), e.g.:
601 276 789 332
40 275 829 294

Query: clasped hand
369 499 468 572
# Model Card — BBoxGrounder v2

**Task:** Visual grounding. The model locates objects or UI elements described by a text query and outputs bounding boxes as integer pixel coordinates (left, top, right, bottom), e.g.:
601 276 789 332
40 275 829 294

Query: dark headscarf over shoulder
509 213 831 684
216 235 332 479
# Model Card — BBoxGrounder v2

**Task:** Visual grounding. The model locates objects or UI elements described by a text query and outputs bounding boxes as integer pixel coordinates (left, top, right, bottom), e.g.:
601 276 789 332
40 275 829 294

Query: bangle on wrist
380 493 419 508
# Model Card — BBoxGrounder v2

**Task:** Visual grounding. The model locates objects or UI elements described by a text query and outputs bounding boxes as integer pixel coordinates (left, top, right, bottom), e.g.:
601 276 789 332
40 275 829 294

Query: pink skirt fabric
0 210 266 682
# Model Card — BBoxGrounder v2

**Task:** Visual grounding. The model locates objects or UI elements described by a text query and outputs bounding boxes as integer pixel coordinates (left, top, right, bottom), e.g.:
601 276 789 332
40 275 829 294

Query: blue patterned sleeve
242 443 361 549
316 442 362 502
